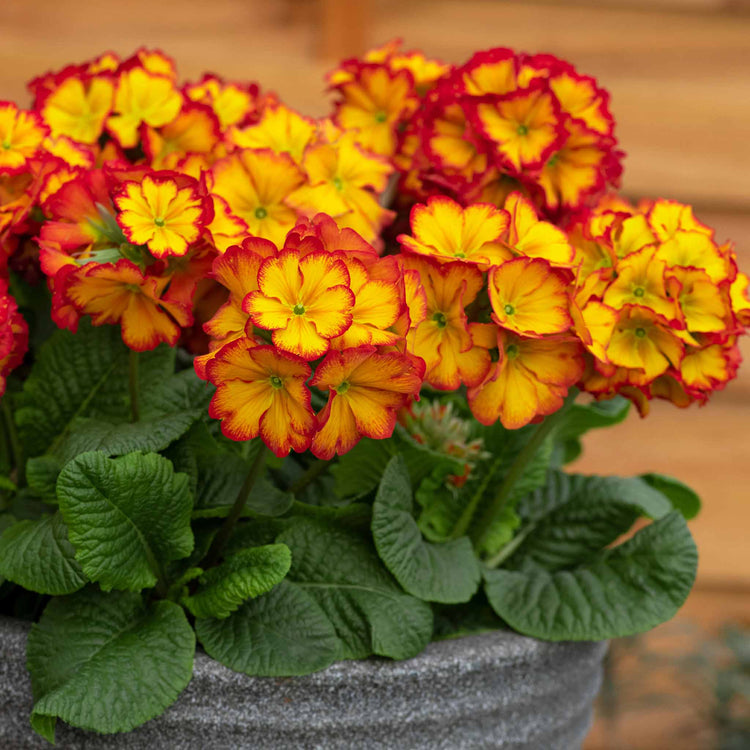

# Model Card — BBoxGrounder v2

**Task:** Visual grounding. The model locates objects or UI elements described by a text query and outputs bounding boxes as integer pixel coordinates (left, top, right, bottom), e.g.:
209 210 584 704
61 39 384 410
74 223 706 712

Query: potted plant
0 43 747 748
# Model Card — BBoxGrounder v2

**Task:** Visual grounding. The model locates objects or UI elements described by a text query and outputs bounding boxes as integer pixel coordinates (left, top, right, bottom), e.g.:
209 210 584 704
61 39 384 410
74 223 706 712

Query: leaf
15 321 174 457
28 588 195 738
196 580 340 676
26 456 61 503
183 544 292 619
509 471 673 571
372 456 480 603
332 427 464 500
640 473 701 520
278 519 433 660
56 452 193 591
552 396 630 465
0 474 17 491
0 511 87 594
484 512 698 640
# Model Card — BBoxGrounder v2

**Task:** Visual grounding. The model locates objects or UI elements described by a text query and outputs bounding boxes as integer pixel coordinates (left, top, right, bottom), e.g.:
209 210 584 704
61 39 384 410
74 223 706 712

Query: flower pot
0 615 606 749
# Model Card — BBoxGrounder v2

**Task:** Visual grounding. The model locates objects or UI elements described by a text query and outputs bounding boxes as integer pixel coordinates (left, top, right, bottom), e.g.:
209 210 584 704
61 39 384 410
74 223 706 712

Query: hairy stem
129 349 140 423
1 398 23 485
203 444 267 567
472 390 578 551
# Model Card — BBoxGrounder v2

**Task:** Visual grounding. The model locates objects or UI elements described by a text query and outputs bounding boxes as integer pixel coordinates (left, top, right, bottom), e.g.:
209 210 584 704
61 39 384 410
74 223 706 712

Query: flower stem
1 397 23 486
203 444 267 567
129 349 140 423
289 458 329 495
471 389 578 551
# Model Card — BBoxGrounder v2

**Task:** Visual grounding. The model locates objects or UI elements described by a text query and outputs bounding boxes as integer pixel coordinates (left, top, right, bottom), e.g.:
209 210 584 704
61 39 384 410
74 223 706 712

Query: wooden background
1 1 748 744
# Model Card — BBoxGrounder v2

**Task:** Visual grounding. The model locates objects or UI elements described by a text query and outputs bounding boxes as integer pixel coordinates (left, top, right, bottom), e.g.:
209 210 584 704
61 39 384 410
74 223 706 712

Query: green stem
289 458 329 495
471 389 578 550
129 349 140 423
203 444 267 567
483 521 537 570
1 398 23 486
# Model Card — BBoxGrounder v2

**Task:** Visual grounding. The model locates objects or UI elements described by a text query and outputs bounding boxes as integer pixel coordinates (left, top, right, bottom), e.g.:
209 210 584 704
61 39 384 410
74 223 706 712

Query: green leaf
56 452 193 591
26 456 61 503
372 456 480 603
196 580 340 676
28 588 195 737
278 519 433 660
183 544 291 619
15 321 174 457
0 474 17 491
552 396 630 465
332 427 463 500
508 471 672 571
484 512 698 640
640 473 701 520
0 511 86 594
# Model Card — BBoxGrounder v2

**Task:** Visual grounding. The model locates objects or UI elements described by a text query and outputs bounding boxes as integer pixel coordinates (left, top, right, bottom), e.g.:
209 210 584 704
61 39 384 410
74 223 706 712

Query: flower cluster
196 214 424 458
397 193 749 428
328 42 623 218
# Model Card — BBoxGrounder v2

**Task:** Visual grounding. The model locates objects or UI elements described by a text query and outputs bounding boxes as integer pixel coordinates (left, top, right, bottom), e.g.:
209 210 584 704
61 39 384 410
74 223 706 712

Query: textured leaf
28 589 195 737
484 512 698 640
0 511 86 594
278 519 433 660
372 456 480 603
26 456 61 503
332 427 463 500
196 580 340 676
640 473 701 520
15 321 173 457
57 452 193 591
509 471 672 571
183 544 291 619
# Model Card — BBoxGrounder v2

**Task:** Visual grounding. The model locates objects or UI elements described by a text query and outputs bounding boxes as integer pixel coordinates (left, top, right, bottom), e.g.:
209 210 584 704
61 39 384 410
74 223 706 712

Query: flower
244 249 355 359
206 340 315 456
115 173 208 258
0 103 48 175
310 346 424 458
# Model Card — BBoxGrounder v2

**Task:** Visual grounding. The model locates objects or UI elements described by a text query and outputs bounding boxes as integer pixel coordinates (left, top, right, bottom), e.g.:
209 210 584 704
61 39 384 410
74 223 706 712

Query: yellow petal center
269 375 284 389
292 303 306 316
254 206 268 219
374 111 388 123
516 124 529 136
154 217 166 227
504 304 515 315
634 327 647 338
633 287 645 298
432 311 448 328
335 381 350 394
505 343 520 359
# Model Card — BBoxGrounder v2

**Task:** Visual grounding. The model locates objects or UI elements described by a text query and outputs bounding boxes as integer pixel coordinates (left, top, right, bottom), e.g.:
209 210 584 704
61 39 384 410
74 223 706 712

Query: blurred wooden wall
1 0 748 591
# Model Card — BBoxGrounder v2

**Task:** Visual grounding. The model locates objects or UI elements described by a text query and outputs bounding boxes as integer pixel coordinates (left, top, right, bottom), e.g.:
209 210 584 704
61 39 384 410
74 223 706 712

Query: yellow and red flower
310 346 424 459
206 340 315 456
0 103 48 175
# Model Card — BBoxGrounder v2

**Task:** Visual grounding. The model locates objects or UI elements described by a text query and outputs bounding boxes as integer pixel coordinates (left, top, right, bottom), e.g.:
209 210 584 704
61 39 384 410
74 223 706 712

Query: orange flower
210 148 305 246
399 196 511 268
488 257 573 337
244 249 354 359
404 256 491 390
115 173 208 258
470 82 564 171
0 103 48 174
65 259 191 351
468 329 584 429
207 341 315 456
310 346 424 459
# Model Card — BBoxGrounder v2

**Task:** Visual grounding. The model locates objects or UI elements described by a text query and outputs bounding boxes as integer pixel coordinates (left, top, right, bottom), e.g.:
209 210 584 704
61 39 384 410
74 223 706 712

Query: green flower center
516 124 529 136
254 206 268 219
453 251 466 258
634 327 647 338
432 311 448 328
374 110 388 123
335 381 350 394
633 287 645 298
333 176 344 191
503 304 515 316
154 217 165 227
505 343 520 359
1 140 11 150
293 303 306 316
270 375 284 389
547 153 558 168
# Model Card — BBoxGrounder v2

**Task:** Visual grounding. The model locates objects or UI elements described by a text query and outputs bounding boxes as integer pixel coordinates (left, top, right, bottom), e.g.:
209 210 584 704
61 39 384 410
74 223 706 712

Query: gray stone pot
0 616 607 749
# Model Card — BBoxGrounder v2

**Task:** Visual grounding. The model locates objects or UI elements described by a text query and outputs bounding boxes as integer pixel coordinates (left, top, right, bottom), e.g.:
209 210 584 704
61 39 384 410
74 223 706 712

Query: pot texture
1 616 606 749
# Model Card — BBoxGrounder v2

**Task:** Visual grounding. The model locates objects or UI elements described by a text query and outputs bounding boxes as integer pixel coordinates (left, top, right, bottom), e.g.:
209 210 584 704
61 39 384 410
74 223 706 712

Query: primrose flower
0 281 29 396
310 346 424 459
115 173 208 257
488 257 573 337
398 197 511 268
64 258 191 351
207 340 315 456
230 104 317 163
243 249 354 359
0 103 48 175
